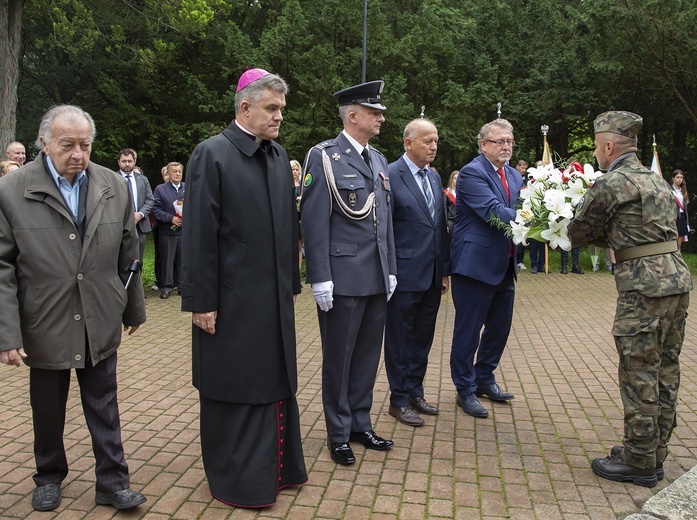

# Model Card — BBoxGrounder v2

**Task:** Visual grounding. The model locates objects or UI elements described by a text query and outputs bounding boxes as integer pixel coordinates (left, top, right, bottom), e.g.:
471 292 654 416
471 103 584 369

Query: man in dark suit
385 118 450 427
152 162 184 299
301 80 397 465
450 119 523 418
117 149 153 261
0 105 146 512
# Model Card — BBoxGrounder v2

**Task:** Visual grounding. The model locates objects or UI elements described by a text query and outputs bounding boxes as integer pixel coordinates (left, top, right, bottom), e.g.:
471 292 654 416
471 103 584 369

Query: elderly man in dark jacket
0 105 147 511
181 68 306 508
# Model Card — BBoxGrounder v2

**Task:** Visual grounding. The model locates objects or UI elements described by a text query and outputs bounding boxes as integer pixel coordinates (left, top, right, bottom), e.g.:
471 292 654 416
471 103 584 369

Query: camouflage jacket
568 153 692 297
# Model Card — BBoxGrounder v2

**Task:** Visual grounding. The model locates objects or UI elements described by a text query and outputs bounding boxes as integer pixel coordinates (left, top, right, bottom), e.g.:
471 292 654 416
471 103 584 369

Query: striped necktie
418 168 436 221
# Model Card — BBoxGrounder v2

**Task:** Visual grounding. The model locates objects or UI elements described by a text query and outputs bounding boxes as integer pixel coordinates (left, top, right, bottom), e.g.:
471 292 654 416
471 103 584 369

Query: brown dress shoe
389 405 424 426
591 452 657 487
610 445 664 480
409 397 439 415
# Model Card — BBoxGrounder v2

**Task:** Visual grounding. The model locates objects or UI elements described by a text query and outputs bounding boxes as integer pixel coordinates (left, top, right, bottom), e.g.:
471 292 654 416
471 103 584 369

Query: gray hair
477 118 514 153
234 74 289 115
402 118 437 151
34 105 96 150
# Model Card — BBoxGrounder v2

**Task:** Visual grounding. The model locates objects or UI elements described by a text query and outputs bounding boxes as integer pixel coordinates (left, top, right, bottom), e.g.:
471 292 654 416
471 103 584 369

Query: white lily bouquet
493 161 603 251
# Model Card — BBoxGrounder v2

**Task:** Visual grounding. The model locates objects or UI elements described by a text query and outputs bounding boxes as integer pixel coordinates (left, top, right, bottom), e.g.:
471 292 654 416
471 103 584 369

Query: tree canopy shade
7 0 697 198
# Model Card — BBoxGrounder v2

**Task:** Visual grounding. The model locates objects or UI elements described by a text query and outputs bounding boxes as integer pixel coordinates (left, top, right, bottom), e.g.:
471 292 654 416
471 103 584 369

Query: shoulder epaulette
314 139 338 151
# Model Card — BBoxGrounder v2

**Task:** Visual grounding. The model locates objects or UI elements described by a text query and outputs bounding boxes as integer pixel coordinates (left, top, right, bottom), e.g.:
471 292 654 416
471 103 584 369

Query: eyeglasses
484 139 516 147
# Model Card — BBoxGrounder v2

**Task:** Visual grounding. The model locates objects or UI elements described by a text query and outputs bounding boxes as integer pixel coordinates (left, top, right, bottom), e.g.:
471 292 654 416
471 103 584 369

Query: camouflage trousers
612 290 690 469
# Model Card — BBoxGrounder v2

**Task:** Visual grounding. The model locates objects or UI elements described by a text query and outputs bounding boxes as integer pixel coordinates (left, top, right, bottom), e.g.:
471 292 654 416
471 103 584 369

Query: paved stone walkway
0 270 695 519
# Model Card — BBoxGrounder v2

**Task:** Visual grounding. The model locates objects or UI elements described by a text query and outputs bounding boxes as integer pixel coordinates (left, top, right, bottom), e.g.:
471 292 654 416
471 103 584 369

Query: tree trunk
0 0 23 154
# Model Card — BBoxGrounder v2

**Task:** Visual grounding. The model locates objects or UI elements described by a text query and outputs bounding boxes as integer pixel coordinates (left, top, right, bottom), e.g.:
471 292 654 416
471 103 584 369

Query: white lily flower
543 189 574 220
510 219 529 246
541 218 572 250
564 178 586 206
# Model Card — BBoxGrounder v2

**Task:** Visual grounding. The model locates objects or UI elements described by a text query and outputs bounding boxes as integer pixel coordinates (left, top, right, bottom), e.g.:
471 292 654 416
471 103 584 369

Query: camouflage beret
593 111 643 138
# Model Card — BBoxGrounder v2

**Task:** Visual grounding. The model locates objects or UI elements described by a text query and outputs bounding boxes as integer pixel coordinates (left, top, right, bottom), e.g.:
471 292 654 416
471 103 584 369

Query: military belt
614 241 678 262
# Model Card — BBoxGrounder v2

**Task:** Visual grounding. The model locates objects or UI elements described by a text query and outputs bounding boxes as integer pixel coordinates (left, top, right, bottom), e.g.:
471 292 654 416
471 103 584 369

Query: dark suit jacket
302 132 396 296
451 154 523 285
388 155 450 292
120 171 153 233
152 181 185 236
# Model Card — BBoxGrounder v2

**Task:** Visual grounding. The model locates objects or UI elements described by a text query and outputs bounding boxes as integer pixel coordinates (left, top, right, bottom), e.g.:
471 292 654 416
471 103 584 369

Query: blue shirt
45 157 86 219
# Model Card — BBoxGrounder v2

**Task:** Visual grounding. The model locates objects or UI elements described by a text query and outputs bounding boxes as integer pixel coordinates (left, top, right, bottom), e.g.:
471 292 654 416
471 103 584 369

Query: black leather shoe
349 430 394 450
456 394 488 418
476 383 514 402
95 488 147 509
32 483 61 511
409 397 439 415
389 405 424 426
160 290 170 299
610 445 663 480
328 442 355 465
591 453 657 488
572 266 585 274
561 267 568 274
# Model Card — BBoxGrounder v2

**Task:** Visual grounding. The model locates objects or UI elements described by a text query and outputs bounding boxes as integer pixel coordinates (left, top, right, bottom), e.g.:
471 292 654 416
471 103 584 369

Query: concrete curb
624 465 697 520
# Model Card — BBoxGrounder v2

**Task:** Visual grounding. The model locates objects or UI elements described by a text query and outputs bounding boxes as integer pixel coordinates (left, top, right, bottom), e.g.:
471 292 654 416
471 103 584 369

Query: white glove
312 281 334 312
387 275 398 302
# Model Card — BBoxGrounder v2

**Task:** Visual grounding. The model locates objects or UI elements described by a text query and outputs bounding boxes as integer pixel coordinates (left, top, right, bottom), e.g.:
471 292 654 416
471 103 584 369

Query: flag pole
541 124 551 274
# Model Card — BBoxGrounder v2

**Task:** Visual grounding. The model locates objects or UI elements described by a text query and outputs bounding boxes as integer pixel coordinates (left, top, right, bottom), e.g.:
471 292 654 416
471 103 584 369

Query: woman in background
444 170 458 237
291 160 304 267
671 169 690 250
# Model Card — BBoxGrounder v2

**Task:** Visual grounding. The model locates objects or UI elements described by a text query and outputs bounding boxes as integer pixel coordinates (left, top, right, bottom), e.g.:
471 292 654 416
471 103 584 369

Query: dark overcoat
181 121 300 405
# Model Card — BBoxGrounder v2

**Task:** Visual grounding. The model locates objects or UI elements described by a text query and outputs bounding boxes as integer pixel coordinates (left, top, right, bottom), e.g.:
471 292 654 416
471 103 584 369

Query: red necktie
497 167 510 200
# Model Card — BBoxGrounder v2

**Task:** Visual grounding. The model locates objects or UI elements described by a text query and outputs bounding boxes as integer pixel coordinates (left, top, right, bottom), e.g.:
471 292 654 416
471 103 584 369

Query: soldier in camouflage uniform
568 111 692 488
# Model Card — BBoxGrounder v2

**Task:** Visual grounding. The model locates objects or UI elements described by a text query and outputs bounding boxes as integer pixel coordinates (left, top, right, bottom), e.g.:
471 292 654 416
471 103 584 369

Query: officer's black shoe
572 266 585 274
328 442 355 465
349 430 394 450
476 383 514 402
591 453 658 488
456 394 489 418
610 445 664 480
561 267 568 274
32 483 61 511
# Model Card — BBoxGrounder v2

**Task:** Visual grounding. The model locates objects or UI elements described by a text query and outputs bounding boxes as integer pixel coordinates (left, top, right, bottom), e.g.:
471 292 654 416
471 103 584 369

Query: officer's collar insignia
345 148 351 154
332 153 340 161
303 173 313 187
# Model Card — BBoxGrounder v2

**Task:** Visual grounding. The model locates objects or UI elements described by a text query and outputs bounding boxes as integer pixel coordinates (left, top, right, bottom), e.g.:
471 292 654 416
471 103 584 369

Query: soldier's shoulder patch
576 196 585 210
303 173 314 187
314 139 337 151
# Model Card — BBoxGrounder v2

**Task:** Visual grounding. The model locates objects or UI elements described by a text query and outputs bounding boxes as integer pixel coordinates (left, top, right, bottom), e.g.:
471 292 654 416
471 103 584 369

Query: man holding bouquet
450 119 523 418
568 111 692 488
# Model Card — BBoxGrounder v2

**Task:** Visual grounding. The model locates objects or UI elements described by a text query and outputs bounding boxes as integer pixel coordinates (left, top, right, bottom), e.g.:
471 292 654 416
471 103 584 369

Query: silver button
69 233 77 240
74 314 81 321
77 273 83 280
75 354 81 361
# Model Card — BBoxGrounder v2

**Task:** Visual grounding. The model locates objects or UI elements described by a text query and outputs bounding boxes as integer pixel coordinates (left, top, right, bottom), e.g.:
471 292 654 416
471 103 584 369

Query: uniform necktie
418 168 436 221
497 167 510 200
124 174 136 211
361 148 372 171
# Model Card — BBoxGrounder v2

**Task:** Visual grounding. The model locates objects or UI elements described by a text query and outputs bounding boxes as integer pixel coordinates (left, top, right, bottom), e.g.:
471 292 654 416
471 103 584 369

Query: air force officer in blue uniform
384 119 451 427
450 119 523 418
301 81 397 465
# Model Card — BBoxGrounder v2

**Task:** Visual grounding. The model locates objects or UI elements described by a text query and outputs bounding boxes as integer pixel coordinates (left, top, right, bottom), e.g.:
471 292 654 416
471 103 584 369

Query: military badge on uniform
348 192 357 206
332 153 340 161
303 173 313 187
345 148 351 154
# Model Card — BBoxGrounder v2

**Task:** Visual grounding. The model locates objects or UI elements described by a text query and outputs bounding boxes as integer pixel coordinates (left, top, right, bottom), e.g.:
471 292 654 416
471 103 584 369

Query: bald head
403 119 438 168
5 142 25 165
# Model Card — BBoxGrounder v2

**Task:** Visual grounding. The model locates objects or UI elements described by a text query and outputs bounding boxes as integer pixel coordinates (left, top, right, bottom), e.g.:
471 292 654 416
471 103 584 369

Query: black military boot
591 450 658 487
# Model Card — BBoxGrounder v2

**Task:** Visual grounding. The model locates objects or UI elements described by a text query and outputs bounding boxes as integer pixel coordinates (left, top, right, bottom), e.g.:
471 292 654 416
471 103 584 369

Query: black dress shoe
349 430 394 450
389 405 424 426
591 453 657 488
456 394 488 418
409 397 439 415
572 266 585 274
160 290 170 299
32 483 61 511
95 488 147 509
475 383 514 402
328 442 355 465
610 445 663 480
561 267 568 274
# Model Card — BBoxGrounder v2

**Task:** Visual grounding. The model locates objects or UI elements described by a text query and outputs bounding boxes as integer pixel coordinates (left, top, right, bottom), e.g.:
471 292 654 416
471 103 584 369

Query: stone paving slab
0 270 695 519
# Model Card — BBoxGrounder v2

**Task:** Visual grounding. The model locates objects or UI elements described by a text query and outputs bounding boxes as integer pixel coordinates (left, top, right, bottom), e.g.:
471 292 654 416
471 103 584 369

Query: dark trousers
450 264 515 396
318 294 386 443
560 246 581 269
384 283 442 407
159 234 181 291
528 240 545 271
30 352 130 492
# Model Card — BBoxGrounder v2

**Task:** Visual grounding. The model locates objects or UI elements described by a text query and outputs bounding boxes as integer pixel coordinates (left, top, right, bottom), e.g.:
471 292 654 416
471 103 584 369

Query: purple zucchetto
236 68 270 92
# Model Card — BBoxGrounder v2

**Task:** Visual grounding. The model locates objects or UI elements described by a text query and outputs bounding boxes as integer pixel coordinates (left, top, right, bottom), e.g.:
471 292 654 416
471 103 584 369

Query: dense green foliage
10 0 697 223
